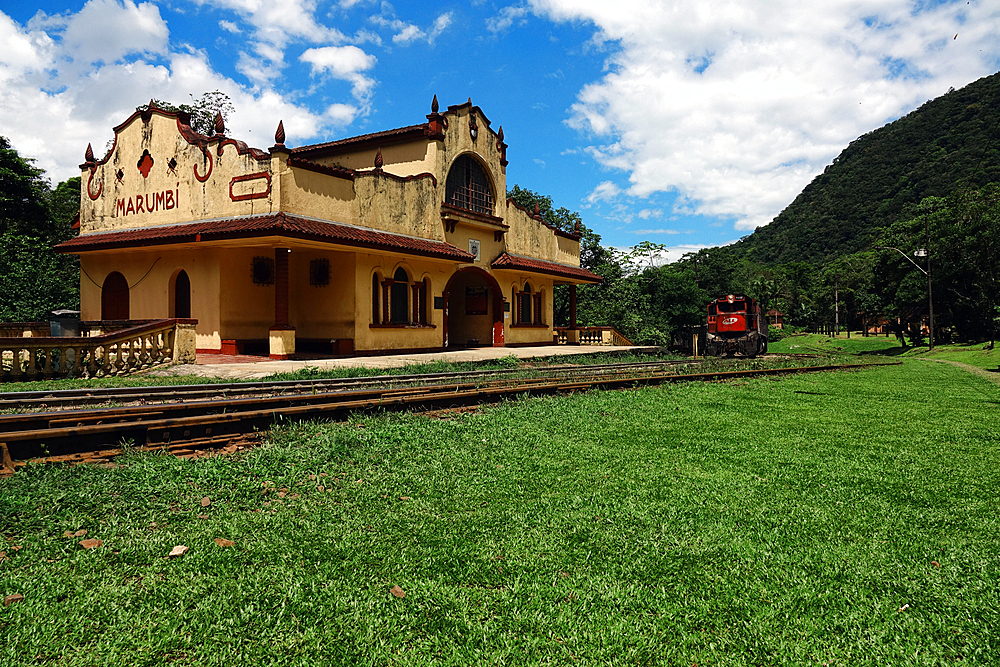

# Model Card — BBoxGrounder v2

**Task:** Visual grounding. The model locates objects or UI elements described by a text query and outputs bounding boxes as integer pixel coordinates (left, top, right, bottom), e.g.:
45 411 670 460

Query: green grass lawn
2 361 999 665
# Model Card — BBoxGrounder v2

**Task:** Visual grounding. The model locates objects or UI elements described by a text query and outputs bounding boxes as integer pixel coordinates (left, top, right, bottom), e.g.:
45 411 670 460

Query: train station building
56 98 601 358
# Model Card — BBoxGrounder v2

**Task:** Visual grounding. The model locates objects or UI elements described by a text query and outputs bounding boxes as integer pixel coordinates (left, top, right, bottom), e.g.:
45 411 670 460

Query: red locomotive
705 294 768 357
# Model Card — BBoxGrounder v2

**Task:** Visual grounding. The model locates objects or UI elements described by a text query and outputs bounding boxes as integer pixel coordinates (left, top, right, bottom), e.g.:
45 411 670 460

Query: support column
269 247 295 360
566 284 580 345
412 283 421 324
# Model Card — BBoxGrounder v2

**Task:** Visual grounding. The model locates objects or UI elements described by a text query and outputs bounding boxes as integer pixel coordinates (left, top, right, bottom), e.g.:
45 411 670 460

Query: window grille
252 257 275 285
446 155 495 215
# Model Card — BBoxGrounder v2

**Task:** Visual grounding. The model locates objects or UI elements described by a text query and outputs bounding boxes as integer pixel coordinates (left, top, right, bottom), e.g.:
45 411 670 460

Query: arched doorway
172 270 191 318
443 267 504 347
101 271 130 320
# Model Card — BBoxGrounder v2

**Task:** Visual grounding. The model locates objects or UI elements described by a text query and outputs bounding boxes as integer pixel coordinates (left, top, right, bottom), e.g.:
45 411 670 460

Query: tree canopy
0 137 79 321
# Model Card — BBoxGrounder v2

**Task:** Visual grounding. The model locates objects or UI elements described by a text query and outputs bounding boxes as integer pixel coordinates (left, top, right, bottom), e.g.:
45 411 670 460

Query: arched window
390 267 410 324
445 155 495 215
372 273 381 324
173 270 191 318
101 271 129 320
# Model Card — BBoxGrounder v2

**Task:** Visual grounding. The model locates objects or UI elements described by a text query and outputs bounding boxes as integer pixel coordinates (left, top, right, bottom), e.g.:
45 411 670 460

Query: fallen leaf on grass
74 530 87 537
390 585 406 599
214 538 235 548
309 474 317 481
200 497 211 507
79 539 102 549
399 496 410 501
898 603 910 612
931 560 940 568
4 594 24 607
168 545 189 558
197 514 209 520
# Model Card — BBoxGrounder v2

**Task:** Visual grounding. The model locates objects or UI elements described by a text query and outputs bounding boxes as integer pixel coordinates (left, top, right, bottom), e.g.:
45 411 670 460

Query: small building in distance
57 97 601 358
766 309 784 328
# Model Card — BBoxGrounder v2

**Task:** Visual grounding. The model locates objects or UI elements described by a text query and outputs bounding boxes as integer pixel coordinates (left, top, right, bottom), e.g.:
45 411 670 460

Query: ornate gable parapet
78 101 275 235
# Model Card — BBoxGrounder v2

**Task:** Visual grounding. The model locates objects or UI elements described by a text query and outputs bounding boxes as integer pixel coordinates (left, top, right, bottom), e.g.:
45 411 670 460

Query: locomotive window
717 301 746 313
708 304 717 315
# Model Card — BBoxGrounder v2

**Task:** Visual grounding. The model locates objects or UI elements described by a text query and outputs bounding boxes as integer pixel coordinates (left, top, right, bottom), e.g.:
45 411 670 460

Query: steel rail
0 359 703 409
0 361 896 471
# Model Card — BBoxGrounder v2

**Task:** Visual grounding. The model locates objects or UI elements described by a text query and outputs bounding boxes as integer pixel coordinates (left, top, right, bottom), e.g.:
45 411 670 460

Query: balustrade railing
554 326 635 346
0 319 197 381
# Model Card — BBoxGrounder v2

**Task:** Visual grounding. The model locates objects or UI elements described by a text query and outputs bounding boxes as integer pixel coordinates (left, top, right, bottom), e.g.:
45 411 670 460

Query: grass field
2 357 999 665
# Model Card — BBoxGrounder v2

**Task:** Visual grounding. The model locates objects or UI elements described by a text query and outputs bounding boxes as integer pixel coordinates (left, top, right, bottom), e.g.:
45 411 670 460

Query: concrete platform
148 345 659 381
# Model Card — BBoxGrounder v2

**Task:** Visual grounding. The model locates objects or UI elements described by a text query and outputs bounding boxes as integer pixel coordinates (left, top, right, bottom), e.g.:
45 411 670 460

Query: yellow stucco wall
79 247 223 350
312 141 437 176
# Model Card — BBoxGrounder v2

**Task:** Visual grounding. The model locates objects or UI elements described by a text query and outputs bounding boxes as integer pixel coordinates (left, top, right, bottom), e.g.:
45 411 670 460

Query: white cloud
584 180 622 204
58 0 170 67
219 20 241 33
300 45 376 101
532 0 1000 231
0 7 346 183
487 4 531 34
193 0 345 84
371 11 452 45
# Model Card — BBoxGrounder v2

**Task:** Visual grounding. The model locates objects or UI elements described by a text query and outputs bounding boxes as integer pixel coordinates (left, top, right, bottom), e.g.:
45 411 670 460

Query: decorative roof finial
85 143 95 163
275 120 285 145
497 126 504 143
533 203 540 216
214 112 225 135
467 97 472 105
431 95 439 114
374 147 383 170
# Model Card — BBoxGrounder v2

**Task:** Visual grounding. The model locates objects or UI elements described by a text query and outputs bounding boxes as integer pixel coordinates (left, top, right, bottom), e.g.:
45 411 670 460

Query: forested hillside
732 71 1000 266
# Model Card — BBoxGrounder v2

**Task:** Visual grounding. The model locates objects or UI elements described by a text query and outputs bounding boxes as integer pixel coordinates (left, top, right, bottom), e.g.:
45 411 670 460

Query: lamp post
876 245 934 350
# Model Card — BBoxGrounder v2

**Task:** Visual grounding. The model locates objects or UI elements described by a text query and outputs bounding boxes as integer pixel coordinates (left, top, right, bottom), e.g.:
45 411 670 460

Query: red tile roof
491 252 602 283
56 212 476 262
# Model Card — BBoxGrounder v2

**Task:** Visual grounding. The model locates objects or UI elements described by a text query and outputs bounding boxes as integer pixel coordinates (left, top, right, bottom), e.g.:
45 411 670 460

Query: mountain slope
731 70 1000 265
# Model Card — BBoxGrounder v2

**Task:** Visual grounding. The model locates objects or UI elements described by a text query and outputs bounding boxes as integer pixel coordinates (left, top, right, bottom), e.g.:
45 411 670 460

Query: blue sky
2 0 999 261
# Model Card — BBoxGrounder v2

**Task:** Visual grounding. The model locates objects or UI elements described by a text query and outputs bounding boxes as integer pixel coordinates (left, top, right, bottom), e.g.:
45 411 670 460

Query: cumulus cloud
529 0 1000 230
0 5 346 182
193 0 345 84
300 45 376 101
56 0 169 67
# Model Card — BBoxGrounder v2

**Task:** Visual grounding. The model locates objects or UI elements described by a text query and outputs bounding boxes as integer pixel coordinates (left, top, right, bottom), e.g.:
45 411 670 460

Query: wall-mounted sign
468 238 481 261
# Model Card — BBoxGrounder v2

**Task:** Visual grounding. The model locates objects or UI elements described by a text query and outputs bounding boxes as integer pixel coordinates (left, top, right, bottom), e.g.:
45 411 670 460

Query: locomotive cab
705 294 768 357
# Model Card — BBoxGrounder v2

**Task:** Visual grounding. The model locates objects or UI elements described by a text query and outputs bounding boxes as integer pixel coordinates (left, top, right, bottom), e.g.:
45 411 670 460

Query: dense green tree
0 137 79 321
0 137 52 238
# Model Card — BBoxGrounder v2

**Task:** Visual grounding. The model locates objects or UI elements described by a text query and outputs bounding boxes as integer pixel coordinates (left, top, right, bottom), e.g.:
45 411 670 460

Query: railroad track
0 359 888 474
